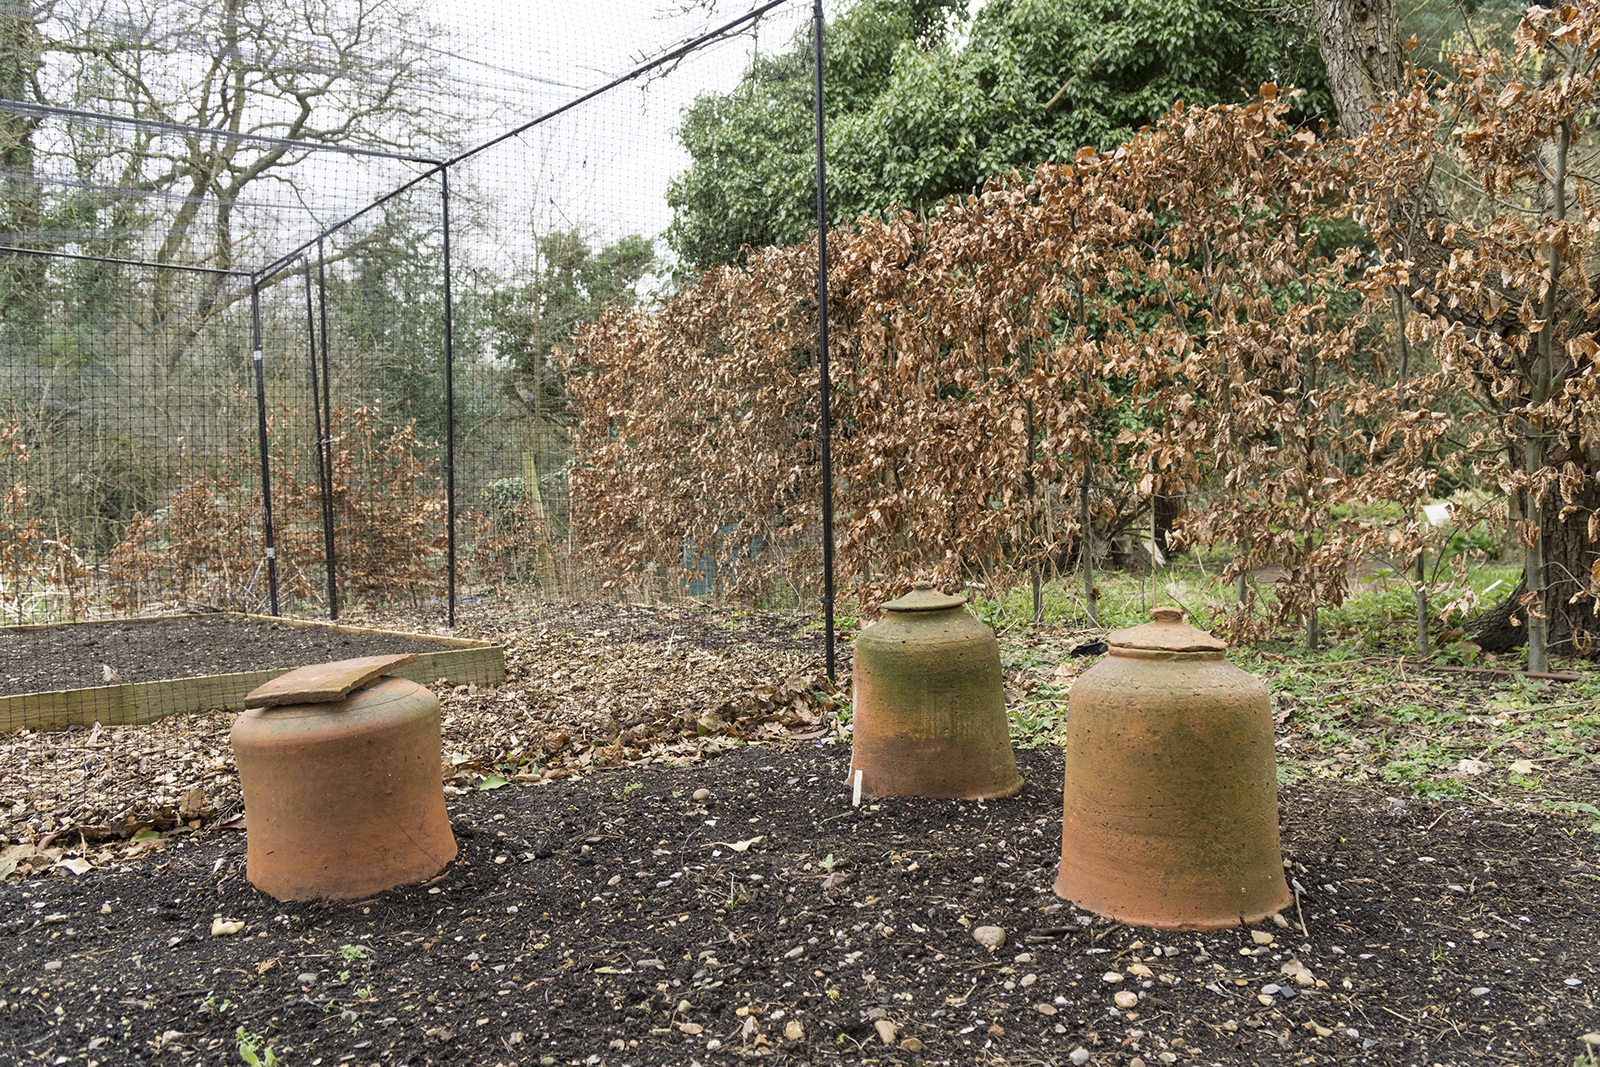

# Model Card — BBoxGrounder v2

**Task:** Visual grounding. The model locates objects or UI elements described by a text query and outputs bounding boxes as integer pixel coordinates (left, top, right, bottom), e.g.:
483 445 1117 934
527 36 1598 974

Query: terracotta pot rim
1056 900 1290 931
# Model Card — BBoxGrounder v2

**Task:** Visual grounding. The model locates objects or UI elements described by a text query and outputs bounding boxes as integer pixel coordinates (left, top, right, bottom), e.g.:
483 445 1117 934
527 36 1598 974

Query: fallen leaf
0 844 36 879
477 775 509 790
708 835 764 852
1508 759 1536 775
1455 758 1491 776
179 786 206 820
53 857 92 875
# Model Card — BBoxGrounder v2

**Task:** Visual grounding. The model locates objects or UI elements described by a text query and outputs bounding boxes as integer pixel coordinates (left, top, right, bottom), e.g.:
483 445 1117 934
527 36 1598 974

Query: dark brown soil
0 615 465 696
2 743 1598 1067
1 602 1597 1067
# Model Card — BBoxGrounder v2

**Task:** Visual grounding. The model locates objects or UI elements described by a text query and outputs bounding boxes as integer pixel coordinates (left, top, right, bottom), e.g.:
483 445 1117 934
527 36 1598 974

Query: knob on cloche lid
1106 606 1228 653
880 580 968 612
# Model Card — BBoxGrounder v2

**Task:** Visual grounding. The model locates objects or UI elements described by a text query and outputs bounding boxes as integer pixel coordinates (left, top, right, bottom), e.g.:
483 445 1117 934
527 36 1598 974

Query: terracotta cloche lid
1106 607 1227 653
244 653 418 708
881 580 968 612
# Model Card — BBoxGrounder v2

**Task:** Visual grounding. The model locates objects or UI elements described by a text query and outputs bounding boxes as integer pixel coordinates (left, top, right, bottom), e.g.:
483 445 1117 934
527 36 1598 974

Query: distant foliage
666 0 1328 273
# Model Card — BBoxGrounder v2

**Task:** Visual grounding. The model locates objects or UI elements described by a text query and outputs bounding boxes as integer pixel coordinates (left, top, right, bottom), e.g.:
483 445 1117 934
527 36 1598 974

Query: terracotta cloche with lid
1054 607 1289 930
231 657 456 901
847 581 1023 799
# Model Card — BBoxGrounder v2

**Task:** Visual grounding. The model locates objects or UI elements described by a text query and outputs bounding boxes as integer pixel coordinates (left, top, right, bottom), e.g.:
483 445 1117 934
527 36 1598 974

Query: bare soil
1 601 1597 1067
0 614 457 696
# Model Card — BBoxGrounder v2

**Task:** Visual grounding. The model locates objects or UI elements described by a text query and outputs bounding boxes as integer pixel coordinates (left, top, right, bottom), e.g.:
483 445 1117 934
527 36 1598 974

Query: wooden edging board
1 613 505 732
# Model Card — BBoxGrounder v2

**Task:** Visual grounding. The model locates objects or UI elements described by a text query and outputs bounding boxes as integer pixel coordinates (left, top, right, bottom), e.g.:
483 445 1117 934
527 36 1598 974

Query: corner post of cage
441 166 457 628
315 238 339 620
812 0 836 681
302 256 334 614
248 277 280 615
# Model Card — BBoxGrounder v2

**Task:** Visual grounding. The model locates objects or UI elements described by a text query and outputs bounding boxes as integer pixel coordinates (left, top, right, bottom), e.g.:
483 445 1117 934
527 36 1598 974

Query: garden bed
0 599 1596 1066
1 745 1597 1067
0 613 504 730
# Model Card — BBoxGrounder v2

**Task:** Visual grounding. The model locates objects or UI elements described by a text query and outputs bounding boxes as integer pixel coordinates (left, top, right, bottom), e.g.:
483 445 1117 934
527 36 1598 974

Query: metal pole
812 0 836 681
316 239 339 620
303 257 336 615
249 281 280 615
442 167 457 628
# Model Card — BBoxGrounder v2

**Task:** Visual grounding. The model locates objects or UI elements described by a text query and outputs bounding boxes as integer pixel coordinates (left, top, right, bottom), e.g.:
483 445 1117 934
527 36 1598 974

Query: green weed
235 1027 280 1067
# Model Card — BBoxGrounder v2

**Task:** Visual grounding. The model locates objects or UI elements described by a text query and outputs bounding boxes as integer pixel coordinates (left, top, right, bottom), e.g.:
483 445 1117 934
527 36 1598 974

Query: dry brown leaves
0 600 840 881
568 15 1600 646
562 89 1476 637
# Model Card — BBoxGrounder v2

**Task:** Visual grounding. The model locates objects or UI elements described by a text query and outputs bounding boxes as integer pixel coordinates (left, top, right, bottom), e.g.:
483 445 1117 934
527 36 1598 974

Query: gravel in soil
2 745 1598 1067
1 600 1598 1066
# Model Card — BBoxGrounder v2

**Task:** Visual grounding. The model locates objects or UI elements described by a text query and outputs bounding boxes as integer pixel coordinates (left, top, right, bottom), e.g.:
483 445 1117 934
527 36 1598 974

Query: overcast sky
426 0 815 266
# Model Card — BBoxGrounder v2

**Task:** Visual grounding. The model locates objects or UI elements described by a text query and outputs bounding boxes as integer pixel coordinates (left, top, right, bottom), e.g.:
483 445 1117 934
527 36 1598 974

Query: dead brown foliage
570 10 1600 652
1 426 88 621
105 407 447 612
568 90 1461 637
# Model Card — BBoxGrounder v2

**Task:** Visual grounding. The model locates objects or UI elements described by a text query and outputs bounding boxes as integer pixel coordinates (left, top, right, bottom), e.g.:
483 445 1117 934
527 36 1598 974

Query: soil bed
1 615 457 696
2 747 1597 1067
0 600 1597 1067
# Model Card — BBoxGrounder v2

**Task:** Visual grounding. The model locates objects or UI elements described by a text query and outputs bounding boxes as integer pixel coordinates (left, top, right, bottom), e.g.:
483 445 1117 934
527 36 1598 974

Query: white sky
419 0 815 270
17 0 817 273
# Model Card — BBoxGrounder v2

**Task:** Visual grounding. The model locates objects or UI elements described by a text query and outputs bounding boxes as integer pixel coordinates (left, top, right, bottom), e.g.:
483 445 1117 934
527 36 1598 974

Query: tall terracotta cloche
1054 607 1289 929
848 581 1023 799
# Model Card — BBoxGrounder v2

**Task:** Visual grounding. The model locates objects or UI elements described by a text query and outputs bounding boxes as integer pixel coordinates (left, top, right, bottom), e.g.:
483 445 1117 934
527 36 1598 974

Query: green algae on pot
1055 606 1289 930
848 581 1023 800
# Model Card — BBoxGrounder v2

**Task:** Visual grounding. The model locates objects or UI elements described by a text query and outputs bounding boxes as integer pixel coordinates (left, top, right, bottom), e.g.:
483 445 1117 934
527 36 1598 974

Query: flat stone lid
1107 607 1228 653
244 653 419 708
881 580 967 612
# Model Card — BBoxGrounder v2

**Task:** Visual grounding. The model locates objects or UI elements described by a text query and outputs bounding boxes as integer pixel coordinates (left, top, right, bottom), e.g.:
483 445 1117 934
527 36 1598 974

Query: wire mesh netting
0 0 822 630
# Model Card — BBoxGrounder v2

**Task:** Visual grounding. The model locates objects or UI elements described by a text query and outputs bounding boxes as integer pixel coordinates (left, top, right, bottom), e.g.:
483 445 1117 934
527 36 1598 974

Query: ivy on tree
665 0 1329 274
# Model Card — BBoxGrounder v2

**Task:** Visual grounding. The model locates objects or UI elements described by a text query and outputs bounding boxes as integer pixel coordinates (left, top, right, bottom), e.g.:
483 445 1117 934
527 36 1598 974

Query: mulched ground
1 601 1598 1067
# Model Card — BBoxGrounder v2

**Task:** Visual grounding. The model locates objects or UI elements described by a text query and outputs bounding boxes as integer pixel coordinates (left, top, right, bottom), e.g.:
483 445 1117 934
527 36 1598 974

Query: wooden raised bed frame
1 613 505 731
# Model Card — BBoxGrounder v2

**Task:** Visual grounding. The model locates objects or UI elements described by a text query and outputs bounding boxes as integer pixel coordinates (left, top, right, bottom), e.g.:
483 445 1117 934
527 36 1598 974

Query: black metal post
442 168 457 627
303 257 337 616
249 281 280 615
812 0 836 681
316 239 339 620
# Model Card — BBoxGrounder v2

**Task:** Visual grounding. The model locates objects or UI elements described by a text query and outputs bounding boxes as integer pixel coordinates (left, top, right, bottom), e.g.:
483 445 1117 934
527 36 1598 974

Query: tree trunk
1310 0 1406 137
1152 492 1182 557
1473 476 1600 658
0 0 44 333
1313 0 1600 661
